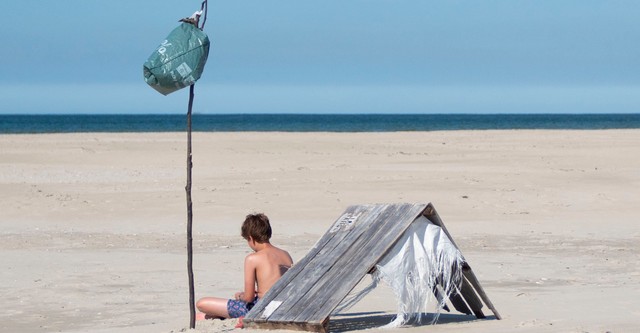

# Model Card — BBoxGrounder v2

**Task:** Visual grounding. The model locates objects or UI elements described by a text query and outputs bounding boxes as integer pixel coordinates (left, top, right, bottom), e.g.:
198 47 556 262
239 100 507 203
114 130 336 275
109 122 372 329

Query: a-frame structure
243 203 500 332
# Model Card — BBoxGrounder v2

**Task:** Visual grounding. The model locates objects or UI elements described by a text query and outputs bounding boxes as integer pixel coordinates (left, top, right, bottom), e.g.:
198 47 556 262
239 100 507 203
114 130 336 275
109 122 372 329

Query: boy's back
247 244 293 298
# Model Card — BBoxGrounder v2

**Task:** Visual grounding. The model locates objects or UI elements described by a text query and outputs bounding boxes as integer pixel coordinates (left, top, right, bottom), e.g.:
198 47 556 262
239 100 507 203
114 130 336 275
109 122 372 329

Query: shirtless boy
196 213 293 319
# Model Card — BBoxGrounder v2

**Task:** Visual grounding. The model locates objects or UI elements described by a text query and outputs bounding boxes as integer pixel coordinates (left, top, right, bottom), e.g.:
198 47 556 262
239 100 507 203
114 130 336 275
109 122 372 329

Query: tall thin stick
186 84 196 329
186 2 207 328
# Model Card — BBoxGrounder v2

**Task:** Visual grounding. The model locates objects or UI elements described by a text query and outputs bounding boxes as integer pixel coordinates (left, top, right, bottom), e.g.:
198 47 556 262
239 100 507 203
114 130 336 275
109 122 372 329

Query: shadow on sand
328 311 497 332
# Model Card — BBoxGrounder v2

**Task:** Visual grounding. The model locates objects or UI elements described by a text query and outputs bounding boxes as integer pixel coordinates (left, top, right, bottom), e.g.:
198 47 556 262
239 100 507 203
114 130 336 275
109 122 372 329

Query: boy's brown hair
241 213 272 243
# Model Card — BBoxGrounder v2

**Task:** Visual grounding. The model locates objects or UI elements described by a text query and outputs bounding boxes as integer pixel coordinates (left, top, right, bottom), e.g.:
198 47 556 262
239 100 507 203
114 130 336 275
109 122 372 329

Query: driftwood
186 84 196 329
184 1 208 329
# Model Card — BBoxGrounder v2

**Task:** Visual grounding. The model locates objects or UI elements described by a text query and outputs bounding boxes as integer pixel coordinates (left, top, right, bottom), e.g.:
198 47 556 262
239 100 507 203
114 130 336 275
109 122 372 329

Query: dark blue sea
1 114 640 133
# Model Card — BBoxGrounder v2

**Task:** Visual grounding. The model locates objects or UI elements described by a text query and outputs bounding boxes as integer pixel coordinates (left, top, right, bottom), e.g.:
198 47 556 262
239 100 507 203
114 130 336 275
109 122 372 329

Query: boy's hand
234 292 244 300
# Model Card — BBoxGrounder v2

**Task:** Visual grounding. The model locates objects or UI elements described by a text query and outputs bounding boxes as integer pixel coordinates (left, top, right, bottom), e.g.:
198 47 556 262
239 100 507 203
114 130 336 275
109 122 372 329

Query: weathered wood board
243 203 500 332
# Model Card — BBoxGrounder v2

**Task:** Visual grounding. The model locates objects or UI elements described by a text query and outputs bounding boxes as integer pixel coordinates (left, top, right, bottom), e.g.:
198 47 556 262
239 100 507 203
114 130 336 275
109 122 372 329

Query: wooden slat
294 204 426 325
425 203 501 320
272 204 412 322
431 286 451 312
263 204 390 322
460 276 485 318
447 288 472 315
463 265 502 320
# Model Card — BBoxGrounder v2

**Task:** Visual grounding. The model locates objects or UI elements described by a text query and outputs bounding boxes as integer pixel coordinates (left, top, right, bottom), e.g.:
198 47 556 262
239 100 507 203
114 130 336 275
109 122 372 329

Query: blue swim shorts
227 297 258 318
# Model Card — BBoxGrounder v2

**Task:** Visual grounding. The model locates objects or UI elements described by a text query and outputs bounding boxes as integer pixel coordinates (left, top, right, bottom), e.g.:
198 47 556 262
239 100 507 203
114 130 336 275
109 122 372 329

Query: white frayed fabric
333 216 464 327
189 10 203 19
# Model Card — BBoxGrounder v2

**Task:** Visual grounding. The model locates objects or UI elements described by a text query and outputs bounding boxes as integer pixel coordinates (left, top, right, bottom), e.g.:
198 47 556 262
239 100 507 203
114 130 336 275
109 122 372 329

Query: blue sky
1 0 639 114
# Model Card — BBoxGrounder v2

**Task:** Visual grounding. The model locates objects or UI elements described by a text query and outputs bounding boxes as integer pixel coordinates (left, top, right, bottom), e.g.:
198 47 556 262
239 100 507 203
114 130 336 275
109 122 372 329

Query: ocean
1 114 640 133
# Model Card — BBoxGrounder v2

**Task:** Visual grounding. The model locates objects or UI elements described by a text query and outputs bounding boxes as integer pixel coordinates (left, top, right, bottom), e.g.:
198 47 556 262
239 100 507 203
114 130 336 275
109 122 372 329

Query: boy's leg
196 297 230 320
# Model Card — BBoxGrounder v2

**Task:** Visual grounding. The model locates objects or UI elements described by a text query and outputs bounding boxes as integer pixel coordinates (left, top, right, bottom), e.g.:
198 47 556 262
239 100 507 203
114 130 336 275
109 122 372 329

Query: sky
0 0 639 114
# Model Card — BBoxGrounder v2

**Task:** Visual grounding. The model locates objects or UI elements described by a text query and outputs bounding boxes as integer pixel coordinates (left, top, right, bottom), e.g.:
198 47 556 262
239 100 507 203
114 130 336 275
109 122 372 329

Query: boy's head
241 213 272 243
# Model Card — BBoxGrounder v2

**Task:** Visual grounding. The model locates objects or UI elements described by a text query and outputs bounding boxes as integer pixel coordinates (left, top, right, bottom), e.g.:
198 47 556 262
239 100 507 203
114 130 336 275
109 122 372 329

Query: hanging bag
143 22 210 95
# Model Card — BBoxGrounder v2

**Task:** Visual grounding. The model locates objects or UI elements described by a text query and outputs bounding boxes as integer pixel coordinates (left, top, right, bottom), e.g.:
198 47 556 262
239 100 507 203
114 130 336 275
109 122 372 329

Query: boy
196 213 293 320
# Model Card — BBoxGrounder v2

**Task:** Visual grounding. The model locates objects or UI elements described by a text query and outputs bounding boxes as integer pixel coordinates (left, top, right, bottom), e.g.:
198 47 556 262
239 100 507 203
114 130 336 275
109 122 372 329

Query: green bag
143 23 210 95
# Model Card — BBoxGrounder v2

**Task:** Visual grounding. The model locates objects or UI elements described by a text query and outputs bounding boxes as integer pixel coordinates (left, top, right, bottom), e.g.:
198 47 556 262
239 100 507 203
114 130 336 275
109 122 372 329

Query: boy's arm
241 254 258 303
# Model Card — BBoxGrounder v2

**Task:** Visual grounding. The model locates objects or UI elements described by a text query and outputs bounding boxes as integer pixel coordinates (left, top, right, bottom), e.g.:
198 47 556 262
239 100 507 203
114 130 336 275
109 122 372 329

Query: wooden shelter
243 203 500 332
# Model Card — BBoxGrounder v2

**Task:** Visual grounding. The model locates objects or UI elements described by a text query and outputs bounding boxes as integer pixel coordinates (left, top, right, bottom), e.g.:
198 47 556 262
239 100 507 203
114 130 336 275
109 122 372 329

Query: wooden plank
263 204 389 322
293 204 423 323
431 286 451 312
448 288 472 315
425 203 501 320
460 276 485 319
293 204 427 325
437 265 471 315
463 265 502 320
253 204 391 323
245 204 381 323
265 204 404 323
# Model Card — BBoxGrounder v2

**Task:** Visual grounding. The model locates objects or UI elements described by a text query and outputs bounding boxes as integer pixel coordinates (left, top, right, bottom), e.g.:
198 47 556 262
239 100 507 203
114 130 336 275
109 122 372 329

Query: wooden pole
186 84 196 328
186 2 207 328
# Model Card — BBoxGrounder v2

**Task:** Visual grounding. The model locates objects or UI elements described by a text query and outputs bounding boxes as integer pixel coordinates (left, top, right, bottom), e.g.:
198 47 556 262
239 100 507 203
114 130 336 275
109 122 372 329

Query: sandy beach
1 130 639 333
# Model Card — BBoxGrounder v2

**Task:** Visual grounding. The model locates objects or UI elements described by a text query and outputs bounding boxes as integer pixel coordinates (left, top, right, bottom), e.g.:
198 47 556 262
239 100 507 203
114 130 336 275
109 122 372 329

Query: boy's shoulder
245 251 261 260
244 248 269 261
244 251 261 271
245 246 290 261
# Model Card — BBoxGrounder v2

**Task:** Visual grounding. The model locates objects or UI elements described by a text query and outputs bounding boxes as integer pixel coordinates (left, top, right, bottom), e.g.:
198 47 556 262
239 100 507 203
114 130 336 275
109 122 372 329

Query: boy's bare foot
196 312 225 321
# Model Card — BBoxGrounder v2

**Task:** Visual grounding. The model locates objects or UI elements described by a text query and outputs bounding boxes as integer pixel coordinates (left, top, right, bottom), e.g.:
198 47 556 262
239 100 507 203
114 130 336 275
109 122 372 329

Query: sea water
1 114 639 133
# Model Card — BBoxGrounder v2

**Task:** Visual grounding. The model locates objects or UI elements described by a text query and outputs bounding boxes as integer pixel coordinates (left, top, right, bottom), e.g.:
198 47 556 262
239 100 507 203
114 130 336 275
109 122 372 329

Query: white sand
1 130 639 333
